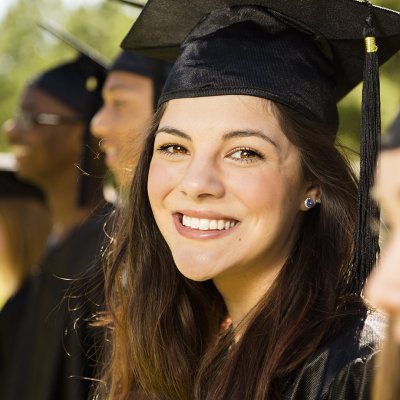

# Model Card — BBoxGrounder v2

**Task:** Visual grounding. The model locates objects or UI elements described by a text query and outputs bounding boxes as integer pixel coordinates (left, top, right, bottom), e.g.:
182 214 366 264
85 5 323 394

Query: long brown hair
0 198 51 288
98 100 359 399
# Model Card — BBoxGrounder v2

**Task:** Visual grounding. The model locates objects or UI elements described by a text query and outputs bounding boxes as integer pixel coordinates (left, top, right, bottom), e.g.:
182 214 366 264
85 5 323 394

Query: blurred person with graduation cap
91 50 171 189
91 0 171 189
364 113 400 400
2 26 109 400
0 154 51 394
97 0 400 399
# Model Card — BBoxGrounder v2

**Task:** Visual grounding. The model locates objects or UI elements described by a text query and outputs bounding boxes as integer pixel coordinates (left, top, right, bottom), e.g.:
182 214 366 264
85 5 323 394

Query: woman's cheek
148 159 180 204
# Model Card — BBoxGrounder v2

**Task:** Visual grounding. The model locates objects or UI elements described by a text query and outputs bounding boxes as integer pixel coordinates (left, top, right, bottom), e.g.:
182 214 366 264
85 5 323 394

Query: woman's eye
228 147 264 163
157 144 189 156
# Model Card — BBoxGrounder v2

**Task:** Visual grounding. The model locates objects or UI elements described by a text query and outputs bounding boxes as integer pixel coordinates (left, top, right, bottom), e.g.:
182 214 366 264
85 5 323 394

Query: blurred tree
0 0 140 150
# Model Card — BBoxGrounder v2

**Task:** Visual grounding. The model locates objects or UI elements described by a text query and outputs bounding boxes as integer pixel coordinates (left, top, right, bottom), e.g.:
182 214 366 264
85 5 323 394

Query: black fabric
382 112 400 150
346 8 381 297
0 281 31 388
2 205 112 400
284 305 384 399
31 55 106 125
0 170 45 201
159 6 338 126
122 0 400 104
110 50 172 109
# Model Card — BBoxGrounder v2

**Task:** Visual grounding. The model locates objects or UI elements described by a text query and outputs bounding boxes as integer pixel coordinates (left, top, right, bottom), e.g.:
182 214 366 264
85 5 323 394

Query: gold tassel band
365 37 378 53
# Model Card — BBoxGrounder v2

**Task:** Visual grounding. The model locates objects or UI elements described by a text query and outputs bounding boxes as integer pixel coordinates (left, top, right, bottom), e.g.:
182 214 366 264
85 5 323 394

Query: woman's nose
178 157 225 200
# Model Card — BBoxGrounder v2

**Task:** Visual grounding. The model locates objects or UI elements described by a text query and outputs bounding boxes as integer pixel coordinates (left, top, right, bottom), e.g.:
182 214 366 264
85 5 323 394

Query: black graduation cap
108 0 171 108
121 0 400 295
109 50 172 108
382 112 400 149
0 154 45 202
111 0 145 8
122 0 400 124
32 21 108 206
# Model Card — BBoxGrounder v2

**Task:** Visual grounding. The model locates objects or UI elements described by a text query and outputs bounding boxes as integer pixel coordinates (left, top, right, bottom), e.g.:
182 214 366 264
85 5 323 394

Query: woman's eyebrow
223 130 279 150
155 126 192 141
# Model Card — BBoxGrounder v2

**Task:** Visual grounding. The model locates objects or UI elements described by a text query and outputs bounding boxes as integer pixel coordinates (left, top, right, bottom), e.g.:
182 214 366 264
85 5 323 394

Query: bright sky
0 0 102 21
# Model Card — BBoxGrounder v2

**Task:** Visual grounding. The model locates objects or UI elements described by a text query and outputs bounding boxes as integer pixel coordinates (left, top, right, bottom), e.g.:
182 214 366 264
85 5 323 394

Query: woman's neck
213 261 283 329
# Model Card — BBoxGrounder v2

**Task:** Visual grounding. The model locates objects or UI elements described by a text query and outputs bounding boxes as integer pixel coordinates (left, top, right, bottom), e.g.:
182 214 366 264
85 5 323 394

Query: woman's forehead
161 96 275 126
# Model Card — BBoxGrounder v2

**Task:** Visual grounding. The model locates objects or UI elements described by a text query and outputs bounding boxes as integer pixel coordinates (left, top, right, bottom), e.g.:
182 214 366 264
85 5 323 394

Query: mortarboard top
382 112 400 150
0 153 45 202
121 0 400 127
32 21 108 124
121 0 400 295
109 0 171 107
111 0 145 8
109 51 172 108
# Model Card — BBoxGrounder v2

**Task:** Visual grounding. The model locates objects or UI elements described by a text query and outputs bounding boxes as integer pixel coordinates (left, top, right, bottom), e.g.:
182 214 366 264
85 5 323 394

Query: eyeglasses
14 111 82 130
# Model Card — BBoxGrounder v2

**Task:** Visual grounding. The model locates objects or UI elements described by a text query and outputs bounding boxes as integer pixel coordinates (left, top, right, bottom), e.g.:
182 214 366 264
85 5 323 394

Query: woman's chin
174 261 216 282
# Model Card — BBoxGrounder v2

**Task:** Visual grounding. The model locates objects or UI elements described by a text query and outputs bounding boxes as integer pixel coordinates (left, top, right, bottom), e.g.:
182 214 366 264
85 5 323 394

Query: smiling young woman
101 95 360 400
97 1 400 399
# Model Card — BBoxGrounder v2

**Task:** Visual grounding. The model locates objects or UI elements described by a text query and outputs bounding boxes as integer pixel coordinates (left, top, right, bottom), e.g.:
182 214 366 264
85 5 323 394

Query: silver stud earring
304 197 315 209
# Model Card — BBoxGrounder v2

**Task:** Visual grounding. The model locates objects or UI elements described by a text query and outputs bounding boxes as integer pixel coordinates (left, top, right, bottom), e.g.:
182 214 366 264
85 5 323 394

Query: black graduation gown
284 306 384 400
3 205 111 400
0 281 31 382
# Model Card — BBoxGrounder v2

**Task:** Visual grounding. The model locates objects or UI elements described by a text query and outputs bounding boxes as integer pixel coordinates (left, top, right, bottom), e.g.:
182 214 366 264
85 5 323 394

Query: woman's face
148 95 310 282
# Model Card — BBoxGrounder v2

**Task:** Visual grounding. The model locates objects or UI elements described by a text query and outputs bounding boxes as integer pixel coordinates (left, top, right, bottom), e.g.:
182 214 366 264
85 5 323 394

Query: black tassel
343 2 381 296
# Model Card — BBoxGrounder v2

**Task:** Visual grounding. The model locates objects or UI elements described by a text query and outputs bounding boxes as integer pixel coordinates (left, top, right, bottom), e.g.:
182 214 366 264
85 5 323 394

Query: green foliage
0 0 139 150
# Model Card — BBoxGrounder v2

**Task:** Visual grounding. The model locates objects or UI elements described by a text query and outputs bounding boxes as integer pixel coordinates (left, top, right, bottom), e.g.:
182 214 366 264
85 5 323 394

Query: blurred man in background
91 50 171 189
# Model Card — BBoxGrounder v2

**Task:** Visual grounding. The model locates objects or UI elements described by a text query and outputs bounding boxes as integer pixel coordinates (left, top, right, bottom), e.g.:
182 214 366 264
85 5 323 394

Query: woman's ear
300 182 321 211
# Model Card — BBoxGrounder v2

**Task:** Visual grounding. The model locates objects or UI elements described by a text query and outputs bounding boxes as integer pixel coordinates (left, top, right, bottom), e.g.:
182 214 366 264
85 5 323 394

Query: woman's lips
173 212 239 239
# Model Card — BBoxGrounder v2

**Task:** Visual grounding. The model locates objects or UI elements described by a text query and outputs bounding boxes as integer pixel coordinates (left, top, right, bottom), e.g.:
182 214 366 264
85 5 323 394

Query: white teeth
181 215 237 231
191 217 199 229
199 219 209 230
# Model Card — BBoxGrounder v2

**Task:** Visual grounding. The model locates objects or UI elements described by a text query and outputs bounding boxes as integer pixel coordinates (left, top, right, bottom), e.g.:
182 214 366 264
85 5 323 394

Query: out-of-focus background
0 0 399 153
0 0 144 151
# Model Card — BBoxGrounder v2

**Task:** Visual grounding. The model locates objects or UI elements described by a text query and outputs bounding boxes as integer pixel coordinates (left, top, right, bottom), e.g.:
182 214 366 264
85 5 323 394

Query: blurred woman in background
0 159 51 389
